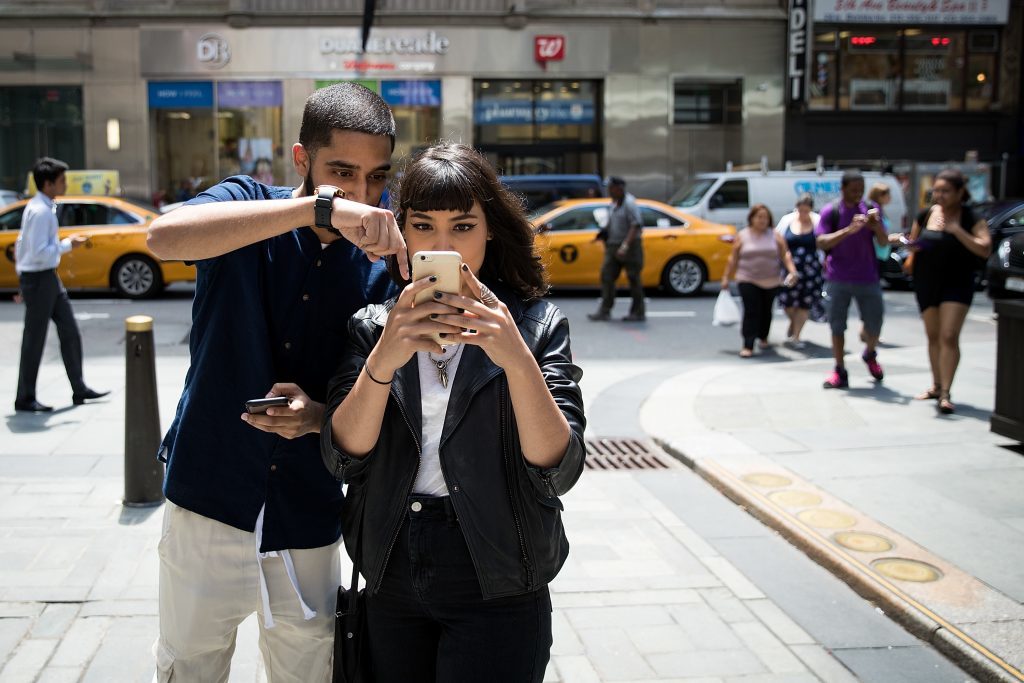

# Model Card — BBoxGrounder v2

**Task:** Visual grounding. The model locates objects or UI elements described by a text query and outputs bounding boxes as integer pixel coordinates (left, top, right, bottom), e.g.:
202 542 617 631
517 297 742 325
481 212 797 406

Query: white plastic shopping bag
712 289 741 326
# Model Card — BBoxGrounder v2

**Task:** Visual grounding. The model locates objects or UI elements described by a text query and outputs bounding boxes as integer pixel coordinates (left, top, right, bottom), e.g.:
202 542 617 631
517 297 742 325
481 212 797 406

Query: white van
670 171 908 231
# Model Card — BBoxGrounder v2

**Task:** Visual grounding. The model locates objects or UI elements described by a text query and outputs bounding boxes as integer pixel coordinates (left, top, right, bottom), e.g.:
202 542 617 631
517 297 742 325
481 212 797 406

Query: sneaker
823 366 849 389
862 351 884 381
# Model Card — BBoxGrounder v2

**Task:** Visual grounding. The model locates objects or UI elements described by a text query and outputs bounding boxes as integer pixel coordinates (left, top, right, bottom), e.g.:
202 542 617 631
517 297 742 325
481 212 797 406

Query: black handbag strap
347 526 362 613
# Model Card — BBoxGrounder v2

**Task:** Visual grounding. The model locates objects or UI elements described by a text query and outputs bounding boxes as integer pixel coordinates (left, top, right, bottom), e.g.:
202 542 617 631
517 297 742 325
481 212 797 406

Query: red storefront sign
534 35 566 64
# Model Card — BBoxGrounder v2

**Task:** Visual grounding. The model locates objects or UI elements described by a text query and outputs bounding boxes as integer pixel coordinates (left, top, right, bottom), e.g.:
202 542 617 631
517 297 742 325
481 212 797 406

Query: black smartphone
244 396 290 414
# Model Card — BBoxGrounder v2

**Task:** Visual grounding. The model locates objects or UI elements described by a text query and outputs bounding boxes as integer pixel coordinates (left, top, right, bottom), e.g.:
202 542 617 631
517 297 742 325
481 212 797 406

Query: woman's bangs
402 162 483 215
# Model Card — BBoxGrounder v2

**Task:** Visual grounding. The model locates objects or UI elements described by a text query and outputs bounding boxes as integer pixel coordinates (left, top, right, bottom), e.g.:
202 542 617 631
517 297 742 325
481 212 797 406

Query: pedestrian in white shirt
14 157 108 412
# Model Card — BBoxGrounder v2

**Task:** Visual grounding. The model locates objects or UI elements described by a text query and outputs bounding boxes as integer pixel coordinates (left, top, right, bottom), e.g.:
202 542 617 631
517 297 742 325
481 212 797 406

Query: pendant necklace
427 344 461 389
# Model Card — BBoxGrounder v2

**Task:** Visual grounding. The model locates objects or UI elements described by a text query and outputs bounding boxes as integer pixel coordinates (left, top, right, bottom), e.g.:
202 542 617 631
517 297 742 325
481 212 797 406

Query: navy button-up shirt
158 176 394 552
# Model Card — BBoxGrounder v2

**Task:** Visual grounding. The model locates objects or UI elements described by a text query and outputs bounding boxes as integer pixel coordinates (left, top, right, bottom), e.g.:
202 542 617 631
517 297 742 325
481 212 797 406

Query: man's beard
303 171 315 198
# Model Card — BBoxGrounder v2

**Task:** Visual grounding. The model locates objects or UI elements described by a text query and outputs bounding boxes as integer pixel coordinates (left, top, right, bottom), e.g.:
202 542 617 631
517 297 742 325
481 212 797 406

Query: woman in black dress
776 193 824 349
907 169 991 413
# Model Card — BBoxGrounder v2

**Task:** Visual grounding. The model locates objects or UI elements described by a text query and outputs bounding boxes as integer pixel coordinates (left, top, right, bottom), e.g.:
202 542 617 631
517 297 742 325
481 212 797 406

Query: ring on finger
478 284 500 309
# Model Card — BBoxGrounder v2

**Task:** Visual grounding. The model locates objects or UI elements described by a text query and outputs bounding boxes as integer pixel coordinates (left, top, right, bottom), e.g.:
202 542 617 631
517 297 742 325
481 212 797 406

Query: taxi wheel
112 255 164 299
661 255 706 297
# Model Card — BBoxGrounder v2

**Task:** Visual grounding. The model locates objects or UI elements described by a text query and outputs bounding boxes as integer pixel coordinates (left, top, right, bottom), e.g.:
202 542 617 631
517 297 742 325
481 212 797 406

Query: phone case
245 396 290 414
411 251 462 345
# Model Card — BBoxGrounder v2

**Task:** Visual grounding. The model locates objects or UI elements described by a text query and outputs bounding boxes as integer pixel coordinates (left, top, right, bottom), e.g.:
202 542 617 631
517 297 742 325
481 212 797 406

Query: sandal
938 391 955 414
739 348 753 358
915 386 941 401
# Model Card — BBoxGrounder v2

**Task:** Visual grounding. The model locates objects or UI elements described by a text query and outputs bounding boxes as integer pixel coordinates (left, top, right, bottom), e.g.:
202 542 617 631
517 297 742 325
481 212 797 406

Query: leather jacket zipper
374 390 422 593
500 376 534 588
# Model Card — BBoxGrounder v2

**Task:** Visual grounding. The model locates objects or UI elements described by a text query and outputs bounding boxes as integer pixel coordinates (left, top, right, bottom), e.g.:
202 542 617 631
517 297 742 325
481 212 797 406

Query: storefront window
902 31 964 111
0 87 84 192
149 82 216 205
810 28 999 112
216 82 285 186
473 79 602 175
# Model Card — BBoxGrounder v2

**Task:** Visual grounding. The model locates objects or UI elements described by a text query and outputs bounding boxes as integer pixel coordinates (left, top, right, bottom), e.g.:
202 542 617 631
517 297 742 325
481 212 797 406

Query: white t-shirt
413 344 465 496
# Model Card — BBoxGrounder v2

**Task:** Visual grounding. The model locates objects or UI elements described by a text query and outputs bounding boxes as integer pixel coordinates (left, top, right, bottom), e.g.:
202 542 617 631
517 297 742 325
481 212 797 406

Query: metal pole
124 315 164 507
1000 152 1009 200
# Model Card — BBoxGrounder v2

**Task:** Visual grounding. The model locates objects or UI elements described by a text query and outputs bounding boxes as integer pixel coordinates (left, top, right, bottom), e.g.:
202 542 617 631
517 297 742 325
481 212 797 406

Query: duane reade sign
815 0 1009 24
319 31 451 56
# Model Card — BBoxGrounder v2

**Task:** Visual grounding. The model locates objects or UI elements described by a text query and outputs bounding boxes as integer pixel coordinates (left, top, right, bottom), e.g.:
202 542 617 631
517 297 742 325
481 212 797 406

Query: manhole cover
872 558 943 583
585 438 682 470
833 531 894 553
797 509 858 529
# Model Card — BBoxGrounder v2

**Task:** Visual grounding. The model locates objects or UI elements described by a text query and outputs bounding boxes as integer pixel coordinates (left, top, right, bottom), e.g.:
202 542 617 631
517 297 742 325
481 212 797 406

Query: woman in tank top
776 193 824 349
722 204 799 357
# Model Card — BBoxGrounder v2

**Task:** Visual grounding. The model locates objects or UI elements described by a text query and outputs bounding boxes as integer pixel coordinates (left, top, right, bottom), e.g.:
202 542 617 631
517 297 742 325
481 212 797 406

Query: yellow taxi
0 196 195 298
532 198 736 296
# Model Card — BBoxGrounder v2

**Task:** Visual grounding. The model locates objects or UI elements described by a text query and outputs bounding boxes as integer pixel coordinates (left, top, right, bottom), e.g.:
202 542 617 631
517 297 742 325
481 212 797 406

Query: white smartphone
411 250 463 345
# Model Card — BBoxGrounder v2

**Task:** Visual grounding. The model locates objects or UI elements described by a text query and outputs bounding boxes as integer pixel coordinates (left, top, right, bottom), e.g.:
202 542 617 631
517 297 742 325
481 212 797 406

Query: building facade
0 0 787 202
785 0 1024 196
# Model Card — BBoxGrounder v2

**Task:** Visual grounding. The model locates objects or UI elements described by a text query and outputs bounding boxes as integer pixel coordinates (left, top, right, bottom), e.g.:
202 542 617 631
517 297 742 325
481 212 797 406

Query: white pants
155 501 340 683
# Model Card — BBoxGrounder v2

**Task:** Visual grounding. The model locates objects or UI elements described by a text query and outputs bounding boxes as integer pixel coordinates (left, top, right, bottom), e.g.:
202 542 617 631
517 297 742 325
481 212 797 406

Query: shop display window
217 82 285 187
0 86 84 192
672 81 743 125
809 27 999 112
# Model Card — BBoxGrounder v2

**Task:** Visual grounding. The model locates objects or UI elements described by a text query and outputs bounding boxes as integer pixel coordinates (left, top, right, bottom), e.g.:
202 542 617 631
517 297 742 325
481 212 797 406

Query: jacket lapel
388 356 422 446
440 343 502 450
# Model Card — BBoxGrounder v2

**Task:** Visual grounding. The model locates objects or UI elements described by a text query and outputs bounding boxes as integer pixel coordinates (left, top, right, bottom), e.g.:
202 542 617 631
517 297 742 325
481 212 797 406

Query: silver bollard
124 315 164 507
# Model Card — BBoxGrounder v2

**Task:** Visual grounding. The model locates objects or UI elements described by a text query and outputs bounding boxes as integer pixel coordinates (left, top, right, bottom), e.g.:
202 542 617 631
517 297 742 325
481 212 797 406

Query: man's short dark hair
299 83 396 157
841 169 864 187
607 176 626 187
32 157 69 191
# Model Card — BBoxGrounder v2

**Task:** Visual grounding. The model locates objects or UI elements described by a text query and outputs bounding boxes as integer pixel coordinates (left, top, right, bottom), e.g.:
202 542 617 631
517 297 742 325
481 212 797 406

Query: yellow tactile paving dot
796 508 857 529
741 473 792 488
871 558 944 583
833 531 894 553
768 490 822 507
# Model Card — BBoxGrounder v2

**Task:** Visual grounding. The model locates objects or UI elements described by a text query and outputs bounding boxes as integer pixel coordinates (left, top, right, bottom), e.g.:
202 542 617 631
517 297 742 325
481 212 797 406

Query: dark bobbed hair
33 157 69 191
747 203 774 226
841 169 864 187
299 83 396 156
795 192 814 209
387 143 548 300
934 168 971 204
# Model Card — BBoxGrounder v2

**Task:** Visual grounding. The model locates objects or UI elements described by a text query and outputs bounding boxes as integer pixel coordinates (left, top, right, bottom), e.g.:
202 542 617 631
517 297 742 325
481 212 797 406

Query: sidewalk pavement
0 341 972 682
643 333 1024 683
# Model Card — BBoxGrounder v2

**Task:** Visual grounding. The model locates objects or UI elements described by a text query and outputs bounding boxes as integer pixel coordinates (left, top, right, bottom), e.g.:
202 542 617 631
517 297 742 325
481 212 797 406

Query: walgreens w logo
534 36 565 62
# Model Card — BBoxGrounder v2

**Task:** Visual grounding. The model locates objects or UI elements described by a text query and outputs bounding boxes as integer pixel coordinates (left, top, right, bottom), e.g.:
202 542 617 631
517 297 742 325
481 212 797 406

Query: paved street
0 283 1016 681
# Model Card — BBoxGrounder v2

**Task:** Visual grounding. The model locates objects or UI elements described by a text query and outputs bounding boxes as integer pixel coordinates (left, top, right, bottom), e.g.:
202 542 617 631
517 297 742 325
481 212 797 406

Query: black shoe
15 399 53 413
622 314 646 322
587 311 611 321
73 388 110 405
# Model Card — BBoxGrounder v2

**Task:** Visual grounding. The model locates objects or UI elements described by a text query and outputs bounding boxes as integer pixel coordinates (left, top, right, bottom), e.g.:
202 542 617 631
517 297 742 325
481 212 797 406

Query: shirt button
452 485 460 493
270 464 277 472
284 342 291 350
410 501 423 512
302 294 310 301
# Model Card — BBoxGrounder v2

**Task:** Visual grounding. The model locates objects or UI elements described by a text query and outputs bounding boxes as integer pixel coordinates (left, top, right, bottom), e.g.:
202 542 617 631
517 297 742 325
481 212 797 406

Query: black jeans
737 282 780 350
365 495 552 683
16 269 86 403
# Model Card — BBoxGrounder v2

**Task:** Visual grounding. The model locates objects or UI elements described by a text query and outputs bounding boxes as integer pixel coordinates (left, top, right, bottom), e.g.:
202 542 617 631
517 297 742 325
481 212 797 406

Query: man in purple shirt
815 170 889 389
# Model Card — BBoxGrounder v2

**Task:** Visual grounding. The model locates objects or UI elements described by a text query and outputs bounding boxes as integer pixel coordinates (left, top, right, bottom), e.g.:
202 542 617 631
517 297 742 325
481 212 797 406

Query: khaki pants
155 501 340 682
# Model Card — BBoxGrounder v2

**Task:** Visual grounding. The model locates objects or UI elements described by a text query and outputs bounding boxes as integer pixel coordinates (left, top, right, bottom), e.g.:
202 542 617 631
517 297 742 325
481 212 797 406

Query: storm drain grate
584 438 682 470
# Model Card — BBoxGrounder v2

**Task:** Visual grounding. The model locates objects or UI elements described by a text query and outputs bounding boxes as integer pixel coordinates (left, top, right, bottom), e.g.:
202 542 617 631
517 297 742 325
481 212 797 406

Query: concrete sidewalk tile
789 644 860 683
0 617 32 666
551 610 585 656
626 623 696 655
29 603 80 639
0 638 58 682
81 616 158 683
647 648 765 678
36 668 82 683
577 627 657 680
699 587 755 624
731 621 807 674
666 602 743 651
549 655 602 683
565 605 675 631
722 674 819 683
745 599 815 646
0 603 44 618
664 523 720 560
701 557 765 600
79 600 157 617
49 617 109 668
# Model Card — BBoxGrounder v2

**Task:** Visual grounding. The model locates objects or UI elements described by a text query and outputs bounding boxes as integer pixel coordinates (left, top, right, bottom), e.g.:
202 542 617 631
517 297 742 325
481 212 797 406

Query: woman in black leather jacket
321 143 585 682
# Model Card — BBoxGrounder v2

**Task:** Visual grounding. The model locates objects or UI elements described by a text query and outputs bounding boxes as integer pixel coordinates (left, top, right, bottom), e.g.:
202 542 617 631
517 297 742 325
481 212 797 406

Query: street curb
656 439 1022 683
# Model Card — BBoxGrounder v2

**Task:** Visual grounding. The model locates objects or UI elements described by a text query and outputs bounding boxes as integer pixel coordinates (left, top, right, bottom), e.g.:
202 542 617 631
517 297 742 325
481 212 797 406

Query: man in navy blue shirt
147 83 408 682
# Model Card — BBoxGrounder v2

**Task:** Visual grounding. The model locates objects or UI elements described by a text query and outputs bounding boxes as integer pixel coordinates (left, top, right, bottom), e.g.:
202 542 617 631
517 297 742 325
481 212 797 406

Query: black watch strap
314 185 343 234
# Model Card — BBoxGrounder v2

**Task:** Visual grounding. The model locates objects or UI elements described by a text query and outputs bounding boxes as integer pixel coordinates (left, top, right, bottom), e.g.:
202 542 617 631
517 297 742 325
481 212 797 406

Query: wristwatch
313 185 346 235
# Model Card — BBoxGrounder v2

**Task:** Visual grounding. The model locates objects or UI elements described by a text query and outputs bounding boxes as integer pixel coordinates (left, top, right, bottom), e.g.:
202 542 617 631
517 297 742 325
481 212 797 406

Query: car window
109 208 141 225
58 203 110 228
1001 207 1024 235
547 206 604 232
0 207 25 231
641 207 685 228
711 180 749 209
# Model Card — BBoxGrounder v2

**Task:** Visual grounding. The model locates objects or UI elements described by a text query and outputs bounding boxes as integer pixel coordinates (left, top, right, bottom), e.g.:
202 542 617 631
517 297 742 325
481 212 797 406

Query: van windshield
670 179 715 208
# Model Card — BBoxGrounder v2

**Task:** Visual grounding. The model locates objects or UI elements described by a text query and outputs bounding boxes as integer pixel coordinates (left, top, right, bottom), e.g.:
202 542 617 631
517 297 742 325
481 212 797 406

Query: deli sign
787 0 809 105
534 35 566 64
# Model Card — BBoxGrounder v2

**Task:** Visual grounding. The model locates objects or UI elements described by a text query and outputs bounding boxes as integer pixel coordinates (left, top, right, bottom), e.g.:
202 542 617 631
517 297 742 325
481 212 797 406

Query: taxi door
0 204 26 288
55 201 134 287
535 204 608 287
